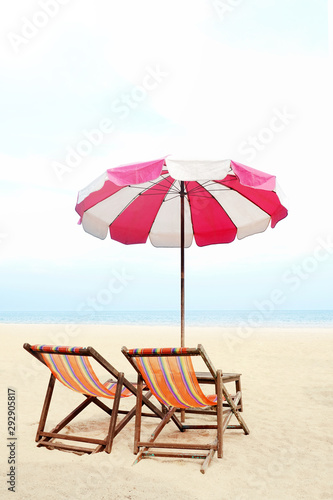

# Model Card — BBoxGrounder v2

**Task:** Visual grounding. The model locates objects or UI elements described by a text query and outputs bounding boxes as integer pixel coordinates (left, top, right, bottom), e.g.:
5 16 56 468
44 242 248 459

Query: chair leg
224 392 241 431
36 373 56 442
134 373 143 454
235 377 243 412
200 439 217 474
216 369 223 459
105 372 124 454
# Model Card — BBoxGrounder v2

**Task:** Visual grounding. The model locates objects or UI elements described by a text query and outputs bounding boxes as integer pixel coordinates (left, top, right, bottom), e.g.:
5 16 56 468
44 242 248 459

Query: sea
0 310 332 328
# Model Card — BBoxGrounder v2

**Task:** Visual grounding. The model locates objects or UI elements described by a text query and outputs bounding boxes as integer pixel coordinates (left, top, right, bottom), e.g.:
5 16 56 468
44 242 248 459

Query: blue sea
0 310 332 328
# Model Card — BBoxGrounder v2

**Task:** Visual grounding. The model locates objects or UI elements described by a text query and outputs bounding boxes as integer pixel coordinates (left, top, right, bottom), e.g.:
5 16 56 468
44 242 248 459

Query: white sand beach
1 324 332 500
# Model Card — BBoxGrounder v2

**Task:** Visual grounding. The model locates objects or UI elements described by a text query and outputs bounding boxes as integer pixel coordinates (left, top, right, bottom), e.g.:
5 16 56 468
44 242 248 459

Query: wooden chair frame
24 343 164 455
122 344 250 473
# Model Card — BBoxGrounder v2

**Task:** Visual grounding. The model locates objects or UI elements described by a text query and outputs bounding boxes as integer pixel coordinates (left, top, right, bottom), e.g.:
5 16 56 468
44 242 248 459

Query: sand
0 323 332 500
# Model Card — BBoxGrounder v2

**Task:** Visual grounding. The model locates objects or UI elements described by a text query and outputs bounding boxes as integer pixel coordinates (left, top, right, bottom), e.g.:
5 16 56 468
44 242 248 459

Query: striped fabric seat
31 344 134 399
128 348 217 409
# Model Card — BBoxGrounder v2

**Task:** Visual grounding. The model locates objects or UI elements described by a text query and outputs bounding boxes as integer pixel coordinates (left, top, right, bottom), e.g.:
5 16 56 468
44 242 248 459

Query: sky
0 0 332 313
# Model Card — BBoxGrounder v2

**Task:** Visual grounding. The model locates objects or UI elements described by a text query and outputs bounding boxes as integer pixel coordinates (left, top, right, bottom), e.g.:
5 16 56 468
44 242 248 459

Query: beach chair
122 344 250 473
23 344 164 455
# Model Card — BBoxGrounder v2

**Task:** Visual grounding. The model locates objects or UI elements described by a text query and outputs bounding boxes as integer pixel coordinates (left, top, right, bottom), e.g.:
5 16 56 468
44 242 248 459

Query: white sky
0 0 332 312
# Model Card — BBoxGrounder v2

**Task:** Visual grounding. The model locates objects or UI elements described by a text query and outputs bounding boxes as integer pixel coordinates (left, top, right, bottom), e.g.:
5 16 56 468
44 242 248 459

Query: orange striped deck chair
122 344 249 473
24 344 164 455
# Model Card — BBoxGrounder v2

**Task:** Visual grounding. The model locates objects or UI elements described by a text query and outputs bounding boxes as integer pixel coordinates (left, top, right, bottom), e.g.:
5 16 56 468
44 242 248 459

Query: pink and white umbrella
75 157 288 345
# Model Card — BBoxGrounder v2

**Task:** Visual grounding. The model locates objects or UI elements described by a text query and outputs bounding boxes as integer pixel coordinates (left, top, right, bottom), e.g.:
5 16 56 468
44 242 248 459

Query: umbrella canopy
75 157 288 344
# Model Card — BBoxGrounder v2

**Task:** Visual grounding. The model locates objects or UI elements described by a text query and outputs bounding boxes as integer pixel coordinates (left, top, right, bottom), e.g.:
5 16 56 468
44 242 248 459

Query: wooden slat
137 442 216 450
196 372 242 384
176 407 216 414
39 431 106 445
38 441 95 454
141 451 208 459
182 424 218 430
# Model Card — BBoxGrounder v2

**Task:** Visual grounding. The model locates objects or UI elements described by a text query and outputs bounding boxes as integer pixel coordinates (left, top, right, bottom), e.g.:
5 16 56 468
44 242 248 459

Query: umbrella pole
180 181 185 423
180 181 185 348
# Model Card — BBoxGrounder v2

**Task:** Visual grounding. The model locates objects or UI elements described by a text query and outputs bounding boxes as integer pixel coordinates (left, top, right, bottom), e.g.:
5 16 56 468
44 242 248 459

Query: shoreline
2 322 333 330
1 309 332 330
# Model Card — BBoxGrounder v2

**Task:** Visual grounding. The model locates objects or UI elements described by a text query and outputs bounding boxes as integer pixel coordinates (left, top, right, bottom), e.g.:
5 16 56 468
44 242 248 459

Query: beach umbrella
75 157 287 346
